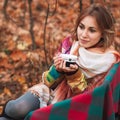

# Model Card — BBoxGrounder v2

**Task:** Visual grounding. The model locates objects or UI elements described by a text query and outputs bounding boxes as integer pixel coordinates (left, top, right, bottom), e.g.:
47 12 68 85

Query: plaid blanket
25 63 120 120
24 36 120 120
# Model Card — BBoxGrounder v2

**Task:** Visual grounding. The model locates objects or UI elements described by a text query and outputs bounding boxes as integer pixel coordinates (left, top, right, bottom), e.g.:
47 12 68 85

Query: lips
80 39 88 44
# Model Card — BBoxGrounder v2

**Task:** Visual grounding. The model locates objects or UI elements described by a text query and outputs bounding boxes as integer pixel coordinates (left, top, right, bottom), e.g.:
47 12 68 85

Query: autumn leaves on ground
0 0 120 114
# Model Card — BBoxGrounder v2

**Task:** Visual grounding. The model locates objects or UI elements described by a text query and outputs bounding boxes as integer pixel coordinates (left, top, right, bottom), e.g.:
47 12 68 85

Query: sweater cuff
65 68 82 79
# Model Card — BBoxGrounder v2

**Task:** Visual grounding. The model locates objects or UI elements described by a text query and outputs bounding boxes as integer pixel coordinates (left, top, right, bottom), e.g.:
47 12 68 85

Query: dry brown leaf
4 87 12 96
59 0 69 6
17 28 29 35
12 75 26 85
20 35 32 46
0 52 7 58
35 37 44 46
0 58 13 69
0 73 11 82
27 52 40 61
7 40 16 50
22 84 28 92
18 76 26 84
14 61 24 69
17 41 28 50
10 50 27 62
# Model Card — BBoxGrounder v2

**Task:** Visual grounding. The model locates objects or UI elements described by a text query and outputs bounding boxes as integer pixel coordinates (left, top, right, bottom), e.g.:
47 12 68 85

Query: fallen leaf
10 50 27 62
0 58 13 69
4 87 12 96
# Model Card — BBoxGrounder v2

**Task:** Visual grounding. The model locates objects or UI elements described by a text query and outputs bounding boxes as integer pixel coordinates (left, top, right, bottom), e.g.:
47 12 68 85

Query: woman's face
77 15 102 48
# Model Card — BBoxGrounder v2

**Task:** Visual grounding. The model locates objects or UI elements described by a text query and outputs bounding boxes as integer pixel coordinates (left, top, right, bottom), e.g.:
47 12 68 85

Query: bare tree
79 0 82 11
43 0 57 68
3 0 8 19
90 0 94 4
28 0 36 50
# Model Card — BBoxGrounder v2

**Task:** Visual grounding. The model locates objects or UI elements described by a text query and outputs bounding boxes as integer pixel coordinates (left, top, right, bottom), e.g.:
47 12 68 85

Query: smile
80 39 89 44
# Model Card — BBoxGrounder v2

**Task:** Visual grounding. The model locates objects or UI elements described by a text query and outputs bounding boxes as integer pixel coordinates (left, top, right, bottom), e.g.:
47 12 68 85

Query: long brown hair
72 3 115 50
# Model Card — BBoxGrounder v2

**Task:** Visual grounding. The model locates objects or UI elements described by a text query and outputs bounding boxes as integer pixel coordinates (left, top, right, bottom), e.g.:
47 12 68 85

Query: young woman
0 3 119 120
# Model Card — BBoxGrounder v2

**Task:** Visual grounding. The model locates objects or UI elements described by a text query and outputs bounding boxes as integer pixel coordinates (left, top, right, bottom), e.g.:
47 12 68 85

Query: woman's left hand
53 54 78 73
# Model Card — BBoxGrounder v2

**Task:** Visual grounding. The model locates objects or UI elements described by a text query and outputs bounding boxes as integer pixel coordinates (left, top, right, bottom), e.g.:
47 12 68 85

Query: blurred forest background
0 0 120 113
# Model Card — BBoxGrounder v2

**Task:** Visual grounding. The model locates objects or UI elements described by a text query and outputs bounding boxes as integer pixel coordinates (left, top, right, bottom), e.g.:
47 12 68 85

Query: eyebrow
80 22 97 30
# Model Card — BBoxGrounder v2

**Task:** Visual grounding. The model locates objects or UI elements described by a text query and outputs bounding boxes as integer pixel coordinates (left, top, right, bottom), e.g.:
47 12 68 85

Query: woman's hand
53 53 79 73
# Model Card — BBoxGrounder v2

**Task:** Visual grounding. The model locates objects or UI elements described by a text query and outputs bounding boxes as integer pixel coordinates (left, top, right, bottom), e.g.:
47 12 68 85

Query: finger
55 60 63 71
59 59 64 69
62 61 66 69
54 52 61 57
53 57 63 66
54 59 63 72
69 64 78 70
63 64 78 72
62 61 72 72
54 60 62 67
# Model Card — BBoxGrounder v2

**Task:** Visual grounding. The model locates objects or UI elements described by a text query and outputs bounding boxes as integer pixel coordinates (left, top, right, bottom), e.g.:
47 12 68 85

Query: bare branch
3 0 26 27
19 0 27 27
79 0 82 12
28 0 36 50
3 0 8 19
90 0 94 4
49 0 57 16
43 0 50 68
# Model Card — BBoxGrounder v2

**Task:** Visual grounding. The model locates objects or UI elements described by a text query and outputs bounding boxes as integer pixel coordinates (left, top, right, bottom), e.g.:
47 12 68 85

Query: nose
81 29 88 38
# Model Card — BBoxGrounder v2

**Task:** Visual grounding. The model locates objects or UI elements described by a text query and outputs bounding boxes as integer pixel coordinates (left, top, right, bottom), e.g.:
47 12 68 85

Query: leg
0 101 13 120
0 117 12 120
0 117 23 120
4 92 40 120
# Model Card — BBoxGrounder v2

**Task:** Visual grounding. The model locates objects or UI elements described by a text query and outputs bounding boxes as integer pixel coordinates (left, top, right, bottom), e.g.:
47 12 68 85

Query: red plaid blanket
25 63 120 120
24 36 120 120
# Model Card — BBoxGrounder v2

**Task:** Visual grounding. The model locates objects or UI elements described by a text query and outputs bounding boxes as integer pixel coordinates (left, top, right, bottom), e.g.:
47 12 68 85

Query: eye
89 28 96 33
78 24 84 30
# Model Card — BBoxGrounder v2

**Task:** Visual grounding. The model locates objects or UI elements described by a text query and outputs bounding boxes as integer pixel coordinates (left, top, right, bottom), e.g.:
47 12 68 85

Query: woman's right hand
53 53 79 73
53 53 64 72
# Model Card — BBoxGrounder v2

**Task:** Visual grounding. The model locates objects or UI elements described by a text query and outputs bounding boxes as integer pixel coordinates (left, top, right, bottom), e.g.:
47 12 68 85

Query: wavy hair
72 3 116 50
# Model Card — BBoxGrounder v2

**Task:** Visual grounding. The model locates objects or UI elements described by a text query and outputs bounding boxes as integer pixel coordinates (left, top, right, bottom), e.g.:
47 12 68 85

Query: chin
79 43 88 48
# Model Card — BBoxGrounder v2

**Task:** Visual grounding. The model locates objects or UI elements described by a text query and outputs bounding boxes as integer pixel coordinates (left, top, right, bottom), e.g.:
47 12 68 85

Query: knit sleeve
42 65 62 87
65 69 87 94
